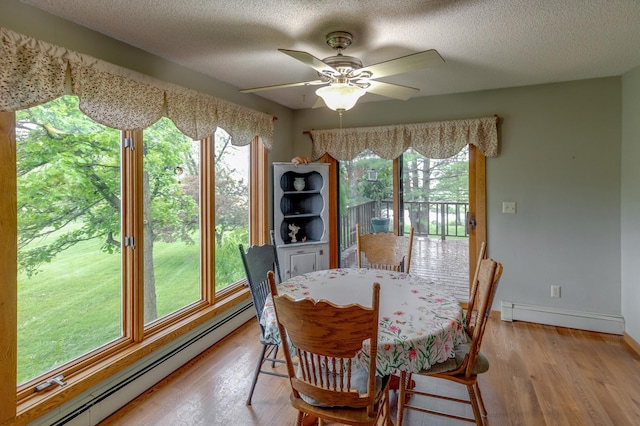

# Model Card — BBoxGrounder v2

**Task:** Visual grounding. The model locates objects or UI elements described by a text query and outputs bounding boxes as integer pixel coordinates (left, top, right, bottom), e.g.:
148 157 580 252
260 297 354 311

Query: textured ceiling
22 0 640 110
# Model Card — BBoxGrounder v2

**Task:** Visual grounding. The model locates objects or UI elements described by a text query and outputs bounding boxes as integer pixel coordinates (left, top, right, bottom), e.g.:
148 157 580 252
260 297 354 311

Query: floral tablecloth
260 268 468 376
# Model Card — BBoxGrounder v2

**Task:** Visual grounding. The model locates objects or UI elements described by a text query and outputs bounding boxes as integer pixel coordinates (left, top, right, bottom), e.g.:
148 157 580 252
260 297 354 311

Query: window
142 118 201 324
338 147 471 285
214 130 250 291
338 150 393 267
402 146 469 239
16 96 122 383
1 98 268 423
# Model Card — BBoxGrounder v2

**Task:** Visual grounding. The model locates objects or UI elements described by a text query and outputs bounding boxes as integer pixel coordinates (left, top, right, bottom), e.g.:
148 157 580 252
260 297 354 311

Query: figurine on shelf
288 223 301 243
291 156 311 166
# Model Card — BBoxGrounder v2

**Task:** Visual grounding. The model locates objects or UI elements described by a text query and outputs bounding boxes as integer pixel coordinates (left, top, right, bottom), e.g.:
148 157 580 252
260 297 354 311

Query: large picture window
1 100 268 423
0 26 274 424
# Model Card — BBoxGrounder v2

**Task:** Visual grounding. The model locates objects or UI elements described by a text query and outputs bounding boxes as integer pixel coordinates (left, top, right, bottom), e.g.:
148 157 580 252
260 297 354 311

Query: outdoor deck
341 236 470 300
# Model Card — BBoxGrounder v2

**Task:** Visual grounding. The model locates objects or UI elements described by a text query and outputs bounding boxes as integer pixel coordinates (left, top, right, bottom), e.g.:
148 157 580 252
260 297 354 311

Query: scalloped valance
309 116 498 160
0 27 273 148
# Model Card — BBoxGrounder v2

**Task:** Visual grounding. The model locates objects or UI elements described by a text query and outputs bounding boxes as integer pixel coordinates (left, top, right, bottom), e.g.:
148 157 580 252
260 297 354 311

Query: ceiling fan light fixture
315 84 366 111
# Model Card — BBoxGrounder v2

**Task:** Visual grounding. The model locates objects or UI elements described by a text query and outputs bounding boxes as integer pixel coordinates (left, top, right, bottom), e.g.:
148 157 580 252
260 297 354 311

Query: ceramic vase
293 177 305 191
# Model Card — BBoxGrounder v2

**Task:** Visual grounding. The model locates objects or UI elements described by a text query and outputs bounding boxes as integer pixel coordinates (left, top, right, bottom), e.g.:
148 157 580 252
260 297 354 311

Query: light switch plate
502 201 517 214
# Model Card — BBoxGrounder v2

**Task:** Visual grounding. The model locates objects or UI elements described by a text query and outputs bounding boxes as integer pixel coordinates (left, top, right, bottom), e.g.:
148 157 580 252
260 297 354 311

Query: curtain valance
309 116 498 160
0 27 273 148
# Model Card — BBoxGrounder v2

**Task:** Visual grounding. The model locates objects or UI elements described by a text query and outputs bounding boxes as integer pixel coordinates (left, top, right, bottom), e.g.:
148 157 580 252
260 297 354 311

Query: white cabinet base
278 243 328 280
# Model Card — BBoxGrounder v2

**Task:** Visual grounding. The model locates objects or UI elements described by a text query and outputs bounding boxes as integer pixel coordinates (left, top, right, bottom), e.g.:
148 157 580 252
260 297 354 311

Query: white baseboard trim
500 300 625 335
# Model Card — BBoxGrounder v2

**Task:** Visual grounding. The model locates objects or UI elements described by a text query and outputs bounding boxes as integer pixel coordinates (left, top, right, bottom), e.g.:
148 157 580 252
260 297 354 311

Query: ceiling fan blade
365 80 419 100
240 79 325 93
359 49 444 79
278 49 338 75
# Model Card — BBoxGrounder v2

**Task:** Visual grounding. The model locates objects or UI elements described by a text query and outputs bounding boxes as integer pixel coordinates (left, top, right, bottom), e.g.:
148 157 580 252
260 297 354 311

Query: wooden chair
396 258 504 426
238 236 287 405
465 241 487 334
267 271 392 426
356 223 414 273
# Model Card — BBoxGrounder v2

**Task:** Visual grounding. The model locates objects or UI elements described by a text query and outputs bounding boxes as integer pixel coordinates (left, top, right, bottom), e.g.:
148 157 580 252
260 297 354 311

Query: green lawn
17 230 245 383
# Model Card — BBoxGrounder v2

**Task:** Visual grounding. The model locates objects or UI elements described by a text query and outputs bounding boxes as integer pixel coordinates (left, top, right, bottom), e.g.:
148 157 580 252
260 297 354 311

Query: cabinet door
288 251 317 279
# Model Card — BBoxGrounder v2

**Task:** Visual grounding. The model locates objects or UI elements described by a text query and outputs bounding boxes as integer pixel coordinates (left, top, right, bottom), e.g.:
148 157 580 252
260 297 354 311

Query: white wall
621 65 640 344
294 78 624 328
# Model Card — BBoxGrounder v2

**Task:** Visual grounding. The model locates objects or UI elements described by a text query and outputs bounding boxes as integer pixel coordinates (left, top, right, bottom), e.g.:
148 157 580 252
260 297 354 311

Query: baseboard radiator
501 300 625 335
31 301 254 426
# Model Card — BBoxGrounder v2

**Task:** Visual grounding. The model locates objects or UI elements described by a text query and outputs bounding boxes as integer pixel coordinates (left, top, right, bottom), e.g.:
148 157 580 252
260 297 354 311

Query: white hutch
272 162 329 280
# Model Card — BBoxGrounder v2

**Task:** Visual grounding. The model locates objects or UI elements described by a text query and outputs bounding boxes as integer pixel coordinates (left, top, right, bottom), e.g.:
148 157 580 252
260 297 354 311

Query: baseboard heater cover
33 300 253 426
501 300 625 335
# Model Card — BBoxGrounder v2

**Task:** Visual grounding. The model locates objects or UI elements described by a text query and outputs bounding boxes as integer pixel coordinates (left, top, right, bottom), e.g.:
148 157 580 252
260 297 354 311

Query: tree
17 96 201 322
339 148 468 234
402 147 468 229
142 117 200 321
213 131 248 246
17 97 122 276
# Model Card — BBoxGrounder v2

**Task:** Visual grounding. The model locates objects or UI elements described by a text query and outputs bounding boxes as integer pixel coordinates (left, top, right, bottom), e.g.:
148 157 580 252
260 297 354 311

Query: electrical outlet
551 285 561 298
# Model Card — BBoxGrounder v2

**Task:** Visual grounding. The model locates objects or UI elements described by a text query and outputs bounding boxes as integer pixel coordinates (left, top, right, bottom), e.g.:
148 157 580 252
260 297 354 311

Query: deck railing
339 200 469 252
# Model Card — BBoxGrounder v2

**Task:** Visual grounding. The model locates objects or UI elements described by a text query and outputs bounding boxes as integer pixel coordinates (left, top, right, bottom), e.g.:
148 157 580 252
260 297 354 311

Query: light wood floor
100 317 640 426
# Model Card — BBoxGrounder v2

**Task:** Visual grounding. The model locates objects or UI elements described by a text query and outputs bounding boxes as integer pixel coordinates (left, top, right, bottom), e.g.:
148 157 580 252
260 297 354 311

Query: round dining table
260 268 468 375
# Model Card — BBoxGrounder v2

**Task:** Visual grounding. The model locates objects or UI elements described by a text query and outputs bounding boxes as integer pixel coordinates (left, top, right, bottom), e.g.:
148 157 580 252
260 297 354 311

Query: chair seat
423 343 490 375
292 375 390 425
291 394 387 425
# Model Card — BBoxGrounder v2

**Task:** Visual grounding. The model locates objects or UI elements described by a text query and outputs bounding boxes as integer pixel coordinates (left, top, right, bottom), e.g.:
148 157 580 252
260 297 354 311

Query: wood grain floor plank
100 317 640 426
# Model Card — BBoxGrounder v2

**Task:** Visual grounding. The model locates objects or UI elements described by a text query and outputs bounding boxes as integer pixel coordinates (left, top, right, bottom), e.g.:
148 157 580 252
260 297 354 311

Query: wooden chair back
461 257 503 379
465 240 487 330
356 223 414 273
268 271 384 419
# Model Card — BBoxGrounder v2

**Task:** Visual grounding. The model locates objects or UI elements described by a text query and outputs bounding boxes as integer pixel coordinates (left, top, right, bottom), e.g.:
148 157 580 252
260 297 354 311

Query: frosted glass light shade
315 84 366 111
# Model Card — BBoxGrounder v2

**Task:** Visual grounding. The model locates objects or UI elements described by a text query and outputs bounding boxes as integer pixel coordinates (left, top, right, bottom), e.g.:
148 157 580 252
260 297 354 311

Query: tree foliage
403 147 469 203
339 147 468 208
16 96 249 321
17 97 121 277
338 147 468 229
213 132 248 246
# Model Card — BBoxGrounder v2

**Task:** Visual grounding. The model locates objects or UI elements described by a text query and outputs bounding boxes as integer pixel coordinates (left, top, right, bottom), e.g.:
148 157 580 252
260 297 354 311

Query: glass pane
338 150 393 267
143 118 201 324
214 129 249 290
402 146 469 237
16 96 122 384
402 146 469 298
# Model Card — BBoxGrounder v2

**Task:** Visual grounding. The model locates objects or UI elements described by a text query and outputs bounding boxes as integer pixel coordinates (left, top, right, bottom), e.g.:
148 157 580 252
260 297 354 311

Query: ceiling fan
240 31 444 111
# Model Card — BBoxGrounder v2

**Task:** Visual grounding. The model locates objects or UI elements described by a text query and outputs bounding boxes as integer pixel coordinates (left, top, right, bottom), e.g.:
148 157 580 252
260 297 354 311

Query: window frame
0 110 268 424
332 147 486 295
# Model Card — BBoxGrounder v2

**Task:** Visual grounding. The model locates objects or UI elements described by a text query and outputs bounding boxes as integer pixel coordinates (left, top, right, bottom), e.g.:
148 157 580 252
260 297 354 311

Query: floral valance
0 27 273 148
309 116 499 160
